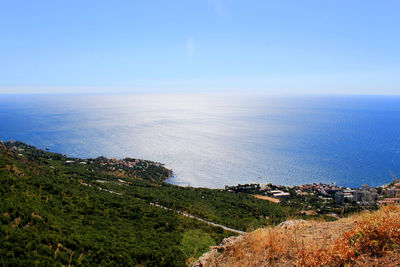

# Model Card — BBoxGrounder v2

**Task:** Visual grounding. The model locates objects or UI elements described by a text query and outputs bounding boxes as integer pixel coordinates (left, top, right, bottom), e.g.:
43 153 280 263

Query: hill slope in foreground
192 205 400 266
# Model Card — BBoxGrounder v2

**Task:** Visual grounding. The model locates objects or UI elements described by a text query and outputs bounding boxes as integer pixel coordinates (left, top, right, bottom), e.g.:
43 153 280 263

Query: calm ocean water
1 94 399 188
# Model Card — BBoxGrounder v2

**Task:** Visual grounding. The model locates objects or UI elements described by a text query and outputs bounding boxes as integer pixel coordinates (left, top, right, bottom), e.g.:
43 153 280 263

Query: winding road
150 202 246 235
85 180 246 235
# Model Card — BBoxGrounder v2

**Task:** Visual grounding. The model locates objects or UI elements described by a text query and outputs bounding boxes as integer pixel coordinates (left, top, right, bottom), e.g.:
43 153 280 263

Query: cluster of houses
379 182 400 204
272 182 400 206
225 181 400 207
334 183 400 206
97 156 144 169
334 185 378 206
298 183 341 196
63 156 149 172
92 156 166 174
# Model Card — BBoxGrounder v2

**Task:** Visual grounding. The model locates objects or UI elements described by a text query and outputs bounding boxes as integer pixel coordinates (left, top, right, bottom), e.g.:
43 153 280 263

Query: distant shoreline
2 138 397 190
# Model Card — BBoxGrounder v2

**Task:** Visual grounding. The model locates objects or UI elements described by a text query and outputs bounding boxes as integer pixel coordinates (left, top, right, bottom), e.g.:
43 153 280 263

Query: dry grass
298 205 400 266
197 205 400 267
213 227 297 266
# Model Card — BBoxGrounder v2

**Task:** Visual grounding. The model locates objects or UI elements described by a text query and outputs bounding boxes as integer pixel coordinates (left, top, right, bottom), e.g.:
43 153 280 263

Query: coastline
4 139 395 191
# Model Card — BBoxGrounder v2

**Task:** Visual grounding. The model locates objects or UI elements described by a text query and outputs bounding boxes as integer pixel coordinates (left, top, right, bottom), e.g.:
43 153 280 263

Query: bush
297 205 400 266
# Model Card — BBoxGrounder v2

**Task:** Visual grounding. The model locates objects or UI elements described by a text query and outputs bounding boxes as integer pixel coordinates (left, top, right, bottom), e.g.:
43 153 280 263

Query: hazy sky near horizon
1 0 399 95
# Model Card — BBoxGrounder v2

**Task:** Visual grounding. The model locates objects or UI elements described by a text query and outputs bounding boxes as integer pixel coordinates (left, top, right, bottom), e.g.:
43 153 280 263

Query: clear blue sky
1 0 399 94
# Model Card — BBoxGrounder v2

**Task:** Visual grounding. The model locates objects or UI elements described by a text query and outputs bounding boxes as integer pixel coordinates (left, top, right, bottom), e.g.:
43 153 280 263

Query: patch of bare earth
253 195 280 203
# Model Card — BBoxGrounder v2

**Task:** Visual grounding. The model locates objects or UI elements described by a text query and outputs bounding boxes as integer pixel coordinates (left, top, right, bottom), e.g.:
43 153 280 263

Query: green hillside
0 141 289 266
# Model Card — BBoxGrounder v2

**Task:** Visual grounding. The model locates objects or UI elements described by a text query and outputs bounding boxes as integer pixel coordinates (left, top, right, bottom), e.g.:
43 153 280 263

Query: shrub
297 205 400 266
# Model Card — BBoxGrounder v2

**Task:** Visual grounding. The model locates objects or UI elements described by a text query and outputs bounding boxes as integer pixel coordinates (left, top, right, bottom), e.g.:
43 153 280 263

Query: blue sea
1 94 400 188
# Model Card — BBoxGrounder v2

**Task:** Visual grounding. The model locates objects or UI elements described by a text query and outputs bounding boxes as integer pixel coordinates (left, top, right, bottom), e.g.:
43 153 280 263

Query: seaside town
225 181 400 216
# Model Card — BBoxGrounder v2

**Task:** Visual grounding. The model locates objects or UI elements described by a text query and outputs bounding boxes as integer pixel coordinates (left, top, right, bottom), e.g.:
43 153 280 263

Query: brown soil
253 194 281 203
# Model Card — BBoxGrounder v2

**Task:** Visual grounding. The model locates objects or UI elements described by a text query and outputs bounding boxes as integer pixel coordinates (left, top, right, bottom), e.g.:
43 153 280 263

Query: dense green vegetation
0 141 290 265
